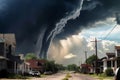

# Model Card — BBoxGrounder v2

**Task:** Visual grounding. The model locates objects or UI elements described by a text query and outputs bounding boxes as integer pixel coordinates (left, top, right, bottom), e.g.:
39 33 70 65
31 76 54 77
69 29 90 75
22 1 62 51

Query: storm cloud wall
0 0 120 58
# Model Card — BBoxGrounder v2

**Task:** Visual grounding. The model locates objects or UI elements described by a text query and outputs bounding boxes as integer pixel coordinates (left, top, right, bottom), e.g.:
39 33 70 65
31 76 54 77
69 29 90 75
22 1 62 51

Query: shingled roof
115 46 120 50
106 53 115 58
26 59 46 69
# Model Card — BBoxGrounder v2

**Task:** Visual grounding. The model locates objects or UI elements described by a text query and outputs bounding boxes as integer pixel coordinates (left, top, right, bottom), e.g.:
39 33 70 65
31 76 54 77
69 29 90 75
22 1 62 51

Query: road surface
29 72 99 80
69 73 98 80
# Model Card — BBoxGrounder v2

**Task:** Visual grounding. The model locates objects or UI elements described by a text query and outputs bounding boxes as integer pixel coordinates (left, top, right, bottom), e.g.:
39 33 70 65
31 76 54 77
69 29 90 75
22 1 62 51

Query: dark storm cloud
56 0 120 39
0 0 81 57
0 0 120 58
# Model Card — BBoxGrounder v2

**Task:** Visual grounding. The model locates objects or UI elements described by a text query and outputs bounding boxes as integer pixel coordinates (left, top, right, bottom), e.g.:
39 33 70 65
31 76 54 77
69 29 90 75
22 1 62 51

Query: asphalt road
29 72 99 80
29 73 65 80
69 73 99 80
0 72 100 80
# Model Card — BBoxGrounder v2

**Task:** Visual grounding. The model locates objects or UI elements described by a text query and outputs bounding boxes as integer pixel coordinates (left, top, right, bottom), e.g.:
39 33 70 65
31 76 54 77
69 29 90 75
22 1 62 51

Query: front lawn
89 73 114 80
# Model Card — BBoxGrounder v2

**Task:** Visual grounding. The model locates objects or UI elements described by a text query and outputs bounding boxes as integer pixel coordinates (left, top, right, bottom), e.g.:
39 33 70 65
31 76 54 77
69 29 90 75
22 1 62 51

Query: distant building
80 64 93 74
0 34 22 73
26 59 46 73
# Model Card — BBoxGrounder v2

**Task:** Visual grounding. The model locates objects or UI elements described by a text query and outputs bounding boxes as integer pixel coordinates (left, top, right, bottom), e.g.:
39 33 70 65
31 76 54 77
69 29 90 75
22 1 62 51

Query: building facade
103 46 120 72
0 34 22 73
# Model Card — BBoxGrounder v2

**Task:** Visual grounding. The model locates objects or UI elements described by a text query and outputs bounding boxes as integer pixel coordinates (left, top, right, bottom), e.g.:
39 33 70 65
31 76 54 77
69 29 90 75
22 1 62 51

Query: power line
103 24 117 40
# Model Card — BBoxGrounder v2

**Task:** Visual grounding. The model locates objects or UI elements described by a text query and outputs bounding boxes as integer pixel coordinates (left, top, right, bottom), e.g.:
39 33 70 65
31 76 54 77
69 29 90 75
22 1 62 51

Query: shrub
105 68 114 76
62 77 69 80
66 73 72 78
0 69 9 78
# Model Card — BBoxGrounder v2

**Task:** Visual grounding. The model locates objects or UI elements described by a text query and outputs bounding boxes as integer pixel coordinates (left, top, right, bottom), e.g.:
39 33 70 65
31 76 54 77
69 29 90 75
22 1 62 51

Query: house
0 34 22 74
92 58 104 74
103 46 120 72
26 59 46 73
17 54 30 74
103 53 116 72
80 64 93 74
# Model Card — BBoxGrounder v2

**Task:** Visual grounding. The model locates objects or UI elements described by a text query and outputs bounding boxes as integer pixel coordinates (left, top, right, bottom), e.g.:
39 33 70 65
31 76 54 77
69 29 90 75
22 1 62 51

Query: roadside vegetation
89 73 113 80
62 73 72 80
80 54 114 80
87 68 114 80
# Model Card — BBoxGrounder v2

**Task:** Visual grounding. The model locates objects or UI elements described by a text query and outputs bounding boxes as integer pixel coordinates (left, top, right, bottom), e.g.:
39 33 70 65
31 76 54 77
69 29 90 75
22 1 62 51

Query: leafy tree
25 53 37 60
86 54 97 64
44 60 58 73
56 64 66 70
44 60 65 73
67 64 78 71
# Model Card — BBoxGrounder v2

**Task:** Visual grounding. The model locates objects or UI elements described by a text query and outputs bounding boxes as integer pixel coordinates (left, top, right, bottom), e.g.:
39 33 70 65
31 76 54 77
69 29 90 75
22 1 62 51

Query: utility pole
85 51 87 63
91 38 99 75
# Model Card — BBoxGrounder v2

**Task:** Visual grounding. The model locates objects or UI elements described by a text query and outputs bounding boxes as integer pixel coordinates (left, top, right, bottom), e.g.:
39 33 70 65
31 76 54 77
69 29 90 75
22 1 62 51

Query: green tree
44 60 58 73
25 53 37 60
86 54 97 64
67 64 78 71
56 64 66 70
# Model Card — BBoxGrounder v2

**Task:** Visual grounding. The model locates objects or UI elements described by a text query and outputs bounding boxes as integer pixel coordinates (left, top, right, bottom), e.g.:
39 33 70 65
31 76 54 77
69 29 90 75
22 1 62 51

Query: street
29 72 99 80
0 72 113 80
69 73 98 80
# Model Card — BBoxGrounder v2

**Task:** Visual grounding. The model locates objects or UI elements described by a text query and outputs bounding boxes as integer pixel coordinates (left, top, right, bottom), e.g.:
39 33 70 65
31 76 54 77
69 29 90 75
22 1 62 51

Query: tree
44 60 58 73
67 64 78 71
25 53 37 60
56 64 66 70
86 54 97 64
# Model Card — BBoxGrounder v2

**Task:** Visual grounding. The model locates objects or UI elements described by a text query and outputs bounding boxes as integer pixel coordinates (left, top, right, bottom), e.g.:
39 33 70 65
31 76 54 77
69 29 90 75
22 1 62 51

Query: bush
62 77 69 80
66 73 72 78
0 69 9 78
105 68 114 76
8 74 22 79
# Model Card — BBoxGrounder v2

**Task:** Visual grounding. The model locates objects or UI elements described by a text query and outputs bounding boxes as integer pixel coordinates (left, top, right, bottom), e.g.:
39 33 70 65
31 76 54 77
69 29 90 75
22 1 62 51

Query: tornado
0 0 120 59
37 0 84 59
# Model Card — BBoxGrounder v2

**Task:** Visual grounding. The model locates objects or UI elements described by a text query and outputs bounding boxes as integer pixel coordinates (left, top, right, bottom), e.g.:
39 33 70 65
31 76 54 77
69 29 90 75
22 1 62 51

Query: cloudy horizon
48 31 120 65
47 16 120 65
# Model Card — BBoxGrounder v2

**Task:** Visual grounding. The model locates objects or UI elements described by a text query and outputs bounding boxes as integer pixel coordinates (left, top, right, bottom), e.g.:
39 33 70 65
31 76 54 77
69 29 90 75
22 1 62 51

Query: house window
0 43 4 56
8 45 12 54
113 61 115 67
117 50 120 57
0 61 4 70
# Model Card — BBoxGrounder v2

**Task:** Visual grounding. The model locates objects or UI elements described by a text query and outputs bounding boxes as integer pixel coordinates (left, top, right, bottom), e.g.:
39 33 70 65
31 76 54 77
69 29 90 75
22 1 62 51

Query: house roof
7 54 23 63
106 53 115 58
115 46 120 50
81 64 92 67
26 59 46 69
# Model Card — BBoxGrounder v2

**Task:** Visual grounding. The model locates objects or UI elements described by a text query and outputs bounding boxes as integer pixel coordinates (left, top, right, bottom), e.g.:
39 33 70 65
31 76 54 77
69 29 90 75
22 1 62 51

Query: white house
103 46 120 72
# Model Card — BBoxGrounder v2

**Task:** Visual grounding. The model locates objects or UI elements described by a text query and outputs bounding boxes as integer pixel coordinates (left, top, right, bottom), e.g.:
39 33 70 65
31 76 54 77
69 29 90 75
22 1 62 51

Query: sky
48 18 120 65
0 0 120 65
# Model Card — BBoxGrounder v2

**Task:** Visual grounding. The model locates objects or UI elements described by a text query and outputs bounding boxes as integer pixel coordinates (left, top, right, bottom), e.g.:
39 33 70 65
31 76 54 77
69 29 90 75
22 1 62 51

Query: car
29 71 40 76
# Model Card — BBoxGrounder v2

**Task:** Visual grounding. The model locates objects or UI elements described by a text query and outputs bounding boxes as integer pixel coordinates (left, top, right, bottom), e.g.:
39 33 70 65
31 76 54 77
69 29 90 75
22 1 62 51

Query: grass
62 73 72 80
40 74 47 78
89 73 113 80
8 73 28 79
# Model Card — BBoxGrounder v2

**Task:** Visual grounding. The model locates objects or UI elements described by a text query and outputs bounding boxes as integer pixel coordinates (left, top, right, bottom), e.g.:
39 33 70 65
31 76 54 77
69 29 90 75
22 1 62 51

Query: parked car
29 71 40 76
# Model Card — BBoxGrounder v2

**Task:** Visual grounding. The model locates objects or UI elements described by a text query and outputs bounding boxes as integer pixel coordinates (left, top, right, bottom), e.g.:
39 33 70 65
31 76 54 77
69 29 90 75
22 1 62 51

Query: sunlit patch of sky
81 20 120 42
